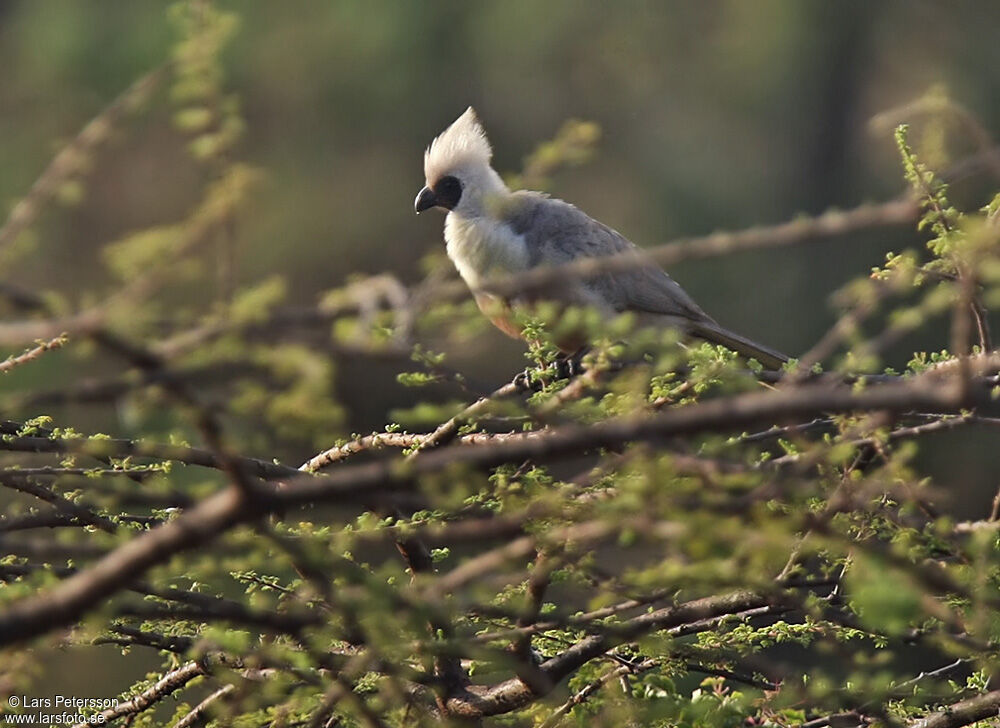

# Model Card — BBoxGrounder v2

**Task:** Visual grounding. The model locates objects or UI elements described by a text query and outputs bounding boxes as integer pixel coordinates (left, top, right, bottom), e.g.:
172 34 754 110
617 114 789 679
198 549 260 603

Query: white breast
444 213 530 289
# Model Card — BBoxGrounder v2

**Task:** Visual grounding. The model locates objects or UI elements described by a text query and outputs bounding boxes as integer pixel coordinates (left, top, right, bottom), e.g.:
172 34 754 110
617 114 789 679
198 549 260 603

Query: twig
443 591 788 719
768 413 984 467
538 657 659 728
0 67 167 255
1 365 995 649
172 684 234 728
0 473 117 532
0 335 67 374
429 199 919 307
70 661 205 728
406 376 529 456
909 689 1000 728
511 551 552 660
0 423 298 480
301 432 425 472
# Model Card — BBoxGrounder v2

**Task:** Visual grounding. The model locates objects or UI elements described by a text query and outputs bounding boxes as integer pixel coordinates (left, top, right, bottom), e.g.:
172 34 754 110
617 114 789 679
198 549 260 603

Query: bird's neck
445 199 529 289
463 167 511 217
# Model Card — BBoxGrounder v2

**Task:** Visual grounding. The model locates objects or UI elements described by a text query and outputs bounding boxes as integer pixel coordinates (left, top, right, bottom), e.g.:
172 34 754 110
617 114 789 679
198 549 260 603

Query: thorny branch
3 73 1000 727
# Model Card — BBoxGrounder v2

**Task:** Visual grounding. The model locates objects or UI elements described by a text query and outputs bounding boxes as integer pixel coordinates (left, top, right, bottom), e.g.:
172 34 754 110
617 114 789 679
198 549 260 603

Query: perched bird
414 107 788 370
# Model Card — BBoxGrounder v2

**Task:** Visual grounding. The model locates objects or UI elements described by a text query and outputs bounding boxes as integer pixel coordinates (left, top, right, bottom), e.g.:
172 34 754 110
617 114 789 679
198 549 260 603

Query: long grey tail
689 321 789 371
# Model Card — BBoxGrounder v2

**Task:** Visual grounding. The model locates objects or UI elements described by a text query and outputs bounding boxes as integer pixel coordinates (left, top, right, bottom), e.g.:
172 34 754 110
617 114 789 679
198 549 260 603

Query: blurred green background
2 0 1000 705
3 0 1000 492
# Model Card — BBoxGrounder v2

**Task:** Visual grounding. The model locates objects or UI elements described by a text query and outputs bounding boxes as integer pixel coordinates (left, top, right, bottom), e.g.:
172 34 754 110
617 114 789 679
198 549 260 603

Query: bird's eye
434 175 463 210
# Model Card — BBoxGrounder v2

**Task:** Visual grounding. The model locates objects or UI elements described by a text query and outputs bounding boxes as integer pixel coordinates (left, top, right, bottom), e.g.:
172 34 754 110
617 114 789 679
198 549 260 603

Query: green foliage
3 5 1000 728
169 1 243 164
506 119 602 191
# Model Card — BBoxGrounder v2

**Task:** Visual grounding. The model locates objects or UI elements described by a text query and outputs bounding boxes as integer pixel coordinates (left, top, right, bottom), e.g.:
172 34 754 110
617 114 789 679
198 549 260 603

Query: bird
414 107 788 371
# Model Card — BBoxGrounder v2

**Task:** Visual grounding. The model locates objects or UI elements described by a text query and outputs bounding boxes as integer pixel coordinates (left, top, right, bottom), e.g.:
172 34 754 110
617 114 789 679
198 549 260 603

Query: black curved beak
414 186 437 214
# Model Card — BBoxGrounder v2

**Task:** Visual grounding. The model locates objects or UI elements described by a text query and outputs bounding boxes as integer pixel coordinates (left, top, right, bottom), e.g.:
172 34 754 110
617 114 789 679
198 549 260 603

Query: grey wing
504 192 713 325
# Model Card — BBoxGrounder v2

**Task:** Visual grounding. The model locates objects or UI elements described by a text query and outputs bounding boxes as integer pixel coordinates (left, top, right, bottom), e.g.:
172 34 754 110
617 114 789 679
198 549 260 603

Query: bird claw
554 352 588 380
514 354 588 392
514 367 547 391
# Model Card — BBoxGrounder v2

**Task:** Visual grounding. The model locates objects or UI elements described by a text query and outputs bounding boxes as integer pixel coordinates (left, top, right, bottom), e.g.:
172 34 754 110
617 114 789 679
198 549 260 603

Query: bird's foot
514 359 583 392
554 351 588 380
514 366 549 392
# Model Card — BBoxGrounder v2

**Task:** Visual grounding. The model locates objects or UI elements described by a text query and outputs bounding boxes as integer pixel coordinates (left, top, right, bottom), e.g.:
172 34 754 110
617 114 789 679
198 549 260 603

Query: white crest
424 107 492 183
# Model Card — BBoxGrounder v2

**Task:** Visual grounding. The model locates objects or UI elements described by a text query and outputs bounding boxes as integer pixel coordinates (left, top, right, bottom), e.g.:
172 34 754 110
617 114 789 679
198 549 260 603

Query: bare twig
172 684 235 728
0 335 67 374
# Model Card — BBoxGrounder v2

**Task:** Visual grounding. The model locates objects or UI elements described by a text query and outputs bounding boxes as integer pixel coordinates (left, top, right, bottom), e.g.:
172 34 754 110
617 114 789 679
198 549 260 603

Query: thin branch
70 661 205 728
96 624 195 654
538 657 659 728
0 422 299 480
0 66 167 255
116 602 322 635
443 591 787 719
0 486 256 647
684 663 779 691
511 551 552 660
438 198 919 306
156 274 412 360
301 432 425 472
909 689 1000 728
0 466 165 478
471 590 677 645
405 376 528 456
0 197 918 350
0 335 67 374
768 413 987 467
172 684 234 728
1 364 995 649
